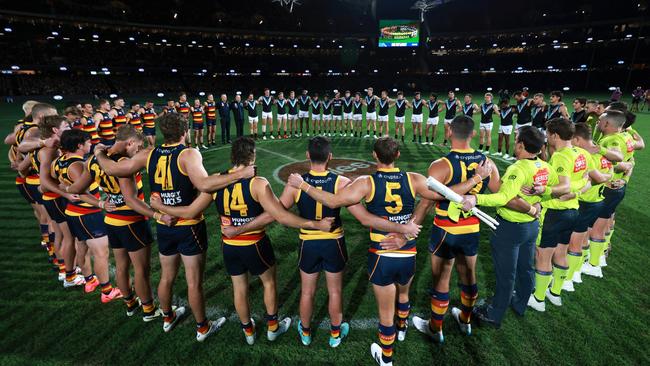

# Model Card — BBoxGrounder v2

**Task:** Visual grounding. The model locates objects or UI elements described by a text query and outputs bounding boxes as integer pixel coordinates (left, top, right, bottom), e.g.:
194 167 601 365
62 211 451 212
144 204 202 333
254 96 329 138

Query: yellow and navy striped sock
241 320 255 336
65 271 76 282
123 293 137 307
100 282 113 295
430 290 449 332
459 284 478 323
57 259 65 274
378 323 396 364
142 300 155 314
396 301 410 331
265 313 278 333
330 324 340 338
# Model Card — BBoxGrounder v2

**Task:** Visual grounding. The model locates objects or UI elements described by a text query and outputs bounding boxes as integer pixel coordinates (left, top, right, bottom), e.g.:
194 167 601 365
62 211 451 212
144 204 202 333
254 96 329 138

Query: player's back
215 175 265 245
296 170 343 240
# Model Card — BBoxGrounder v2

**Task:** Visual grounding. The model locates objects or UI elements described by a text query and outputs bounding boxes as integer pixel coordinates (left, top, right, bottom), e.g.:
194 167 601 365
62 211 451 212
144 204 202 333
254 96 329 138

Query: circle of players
6 86 643 366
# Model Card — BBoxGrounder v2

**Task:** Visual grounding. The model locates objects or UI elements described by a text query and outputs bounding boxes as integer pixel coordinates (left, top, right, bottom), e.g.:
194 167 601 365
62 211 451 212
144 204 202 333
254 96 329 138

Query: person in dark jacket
230 94 245 138
218 94 231 144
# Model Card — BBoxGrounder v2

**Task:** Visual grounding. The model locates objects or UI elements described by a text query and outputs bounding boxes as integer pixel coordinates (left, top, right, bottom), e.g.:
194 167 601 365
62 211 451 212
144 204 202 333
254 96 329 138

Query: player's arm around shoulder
486 157 501 192
96 145 150 177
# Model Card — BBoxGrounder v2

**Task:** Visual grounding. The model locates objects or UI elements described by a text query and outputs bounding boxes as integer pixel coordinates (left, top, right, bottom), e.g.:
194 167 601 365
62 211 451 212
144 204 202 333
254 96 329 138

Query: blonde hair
22 100 39 115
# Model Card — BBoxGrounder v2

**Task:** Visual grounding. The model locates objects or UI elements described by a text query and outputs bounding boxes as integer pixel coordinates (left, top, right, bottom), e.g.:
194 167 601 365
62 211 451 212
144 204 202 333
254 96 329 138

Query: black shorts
17 182 36 204
299 238 347 274
598 186 626 219
193 123 204 130
539 208 578 248
157 221 208 256
106 220 153 252
43 197 67 224
143 126 156 136
66 212 107 241
100 139 115 146
575 201 605 233
222 236 276 276
367 252 415 286
206 119 217 127
24 183 43 204
429 225 480 259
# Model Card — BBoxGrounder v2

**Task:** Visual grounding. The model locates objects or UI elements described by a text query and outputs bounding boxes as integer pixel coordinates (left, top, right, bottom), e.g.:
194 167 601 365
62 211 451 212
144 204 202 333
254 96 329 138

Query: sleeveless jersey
378 98 390 116
480 103 494 123
500 106 514 126
322 100 332 114
343 97 353 113
428 100 439 117
287 98 298 114
261 96 273 113
97 110 115 142
88 154 146 226
516 99 532 124
177 101 190 115
82 115 100 145
311 99 321 113
296 171 343 240
332 98 343 115
412 99 423 115
434 149 490 234
52 154 101 216
112 108 127 129
129 110 142 132
445 99 457 119
205 102 217 120
395 99 407 117
531 106 545 128
545 104 563 121
142 107 156 128
299 96 310 112
353 100 363 114
26 148 41 186
365 96 376 113
215 176 266 245
276 99 287 114
31 148 60 200
463 103 474 117
571 110 586 123
245 101 257 117
366 168 416 256
147 144 202 225
192 107 204 123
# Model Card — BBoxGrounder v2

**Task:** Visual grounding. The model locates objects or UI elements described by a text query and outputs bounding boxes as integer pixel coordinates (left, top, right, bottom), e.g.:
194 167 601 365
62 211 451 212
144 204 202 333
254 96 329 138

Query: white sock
262 125 267 133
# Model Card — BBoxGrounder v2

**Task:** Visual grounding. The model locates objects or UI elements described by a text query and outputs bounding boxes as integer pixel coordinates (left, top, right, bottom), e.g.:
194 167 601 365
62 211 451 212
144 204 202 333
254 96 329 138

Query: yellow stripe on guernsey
298 170 344 240
220 177 265 245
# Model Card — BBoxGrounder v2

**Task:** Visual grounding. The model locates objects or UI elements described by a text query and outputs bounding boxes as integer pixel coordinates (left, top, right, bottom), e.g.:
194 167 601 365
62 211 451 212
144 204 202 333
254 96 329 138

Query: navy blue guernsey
245 100 257 117
276 98 287 114
311 99 321 113
147 143 202 225
463 103 474 117
366 168 416 256
500 106 514 126
378 98 390 116
545 104 562 121
299 96 310 112
296 170 343 240
480 103 494 123
428 100 439 117
412 99 423 114
332 99 343 115
261 96 273 113
322 100 332 114
395 99 407 117
366 96 376 113
215 176 266 246
353 100 363 114
445 99 458 119
531 106 545 128
516 99 532 123
288 98 298 114
343 97 353 113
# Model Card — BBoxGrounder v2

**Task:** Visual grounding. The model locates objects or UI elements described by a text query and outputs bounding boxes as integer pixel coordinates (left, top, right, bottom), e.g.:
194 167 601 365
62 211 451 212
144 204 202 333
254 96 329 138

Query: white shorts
353 114 363 121
395 116 405 123
312 114 321 121
411 114 423 123
333 115 342 121
288 114 297 120
366 111 377 120
515 122 532 129
378 114 389 122
427 116 439 125
344 112 353 119
299 111 309 118
277 113 287 120
248 116 258 124
538 127 547 142
444 118 454 124
480 122 493 131
262 111 273 119
499 125 513 135
323 114 332 121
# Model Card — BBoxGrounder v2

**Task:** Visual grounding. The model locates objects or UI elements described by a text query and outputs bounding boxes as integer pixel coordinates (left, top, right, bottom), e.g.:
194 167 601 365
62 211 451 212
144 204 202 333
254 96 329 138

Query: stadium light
392 88 397 92
270 43 274 47
492 43 497 47
245 43 250 47
563 87 570 91
547 65 554 69
199 92 206 96
328 69 333 73
489 67 495 71
138 68 145 72
59 66 67 71
552 40 558 44
236 91 242 95
4 27 12 32
587 37 593 41
52 31 59 36
440 45 445 49
157 92 164 97
162 39 167 43
316 44 321 48
521 41 527 45
305 69 310 73
191 41 197 44
173 12 178 19
109 94 118 98
439 68 444 72
454 87 460 91
338 45 342 48
92 34 99 39
360 45 365 49
373 69 378 73
463 68 468 71
101 67 109 71
219 41 224 45
53 95 63 100
626 34 633 38
517 66 523 70
487 87 493 91
293 44 298 48
256 69 261 73
90 71 97 75
10 65 19 70
580 64 587 68
230 69 235 73
202 69 207 73
608 87 616 91
271 90 276 95
465 44 470 48
333 89 339 93
129 37 135 41
351 69 355 73
171 68 178 72
281 69 286 73
617 60 624 64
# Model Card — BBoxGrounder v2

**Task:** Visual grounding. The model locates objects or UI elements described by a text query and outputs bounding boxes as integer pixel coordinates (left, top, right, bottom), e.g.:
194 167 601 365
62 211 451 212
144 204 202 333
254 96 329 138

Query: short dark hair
574 98 587 106
157 113 188 144
373 137 399 164
573 123 592 140
513 90 523 97
60 129 89 153
450 115 474 140
430 93 437 99
231 137 256 166
63 106 81 117
550 90 563 100
608 101 628 113
517 126 545 154
545 117 574 140
116 124 144 142
130 101 140 108
40 115 66 139
598 100 609 107
623 112 637 129
308 136 331 164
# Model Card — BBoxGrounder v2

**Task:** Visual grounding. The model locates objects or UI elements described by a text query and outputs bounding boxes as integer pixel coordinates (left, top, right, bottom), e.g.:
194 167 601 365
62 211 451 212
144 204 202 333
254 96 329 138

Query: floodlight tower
272 0 302 13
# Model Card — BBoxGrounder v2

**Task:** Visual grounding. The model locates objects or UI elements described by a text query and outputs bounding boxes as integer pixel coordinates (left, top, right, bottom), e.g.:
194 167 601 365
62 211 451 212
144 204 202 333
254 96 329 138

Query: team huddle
5 88 643 365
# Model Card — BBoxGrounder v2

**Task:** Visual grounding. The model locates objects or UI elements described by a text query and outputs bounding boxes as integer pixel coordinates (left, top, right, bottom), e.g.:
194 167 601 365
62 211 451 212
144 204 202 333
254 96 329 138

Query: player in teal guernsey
310 93 322 135
442 91 461 145
95 113 255 341
364 87 379 138
298 90 311 136
288 137 483 366
342 90 354 136
258 88 275 140
424 93 440 145
151 136 335 346
478 93 499 154
410 92 424 143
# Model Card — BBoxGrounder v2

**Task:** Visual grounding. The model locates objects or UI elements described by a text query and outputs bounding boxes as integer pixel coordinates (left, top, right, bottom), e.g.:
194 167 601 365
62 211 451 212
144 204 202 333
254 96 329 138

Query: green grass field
1 95 649 365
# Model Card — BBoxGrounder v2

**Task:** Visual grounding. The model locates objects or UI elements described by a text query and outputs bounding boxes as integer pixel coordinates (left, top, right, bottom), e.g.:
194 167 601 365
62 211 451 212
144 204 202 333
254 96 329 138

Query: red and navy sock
430 290 449 332
459 283 479 323
378 323 396 364
396 301 411 331
265 313 279 332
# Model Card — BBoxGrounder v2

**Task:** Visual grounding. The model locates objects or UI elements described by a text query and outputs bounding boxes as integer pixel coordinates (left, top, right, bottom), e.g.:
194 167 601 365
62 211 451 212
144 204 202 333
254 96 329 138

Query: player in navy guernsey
531 93 549 160
352 93 364 137
163 100 177 115
204 94 218 146
411 92 424 143
245 93 259 140
478 93 499 154
276 92 289 139
111 98 128 130
150 136 334 346
514 90 534 133
342 90 354 136
298 90 311 137
322 94 333 136
424 93 441 145
258 88 275 140
126 101 143 134
377 90 391 139
393 92 409 143
495 99 515 159
287 91 299 137
462 94 479 119
571 98 587 123
191 99 206 149
546 91 569 123
364 87 379 139
443 91 461 145
176 93 192 147
95 113 255 342
311 93 322 135
289 137 462 365
407 115 501 345
332 92 344 136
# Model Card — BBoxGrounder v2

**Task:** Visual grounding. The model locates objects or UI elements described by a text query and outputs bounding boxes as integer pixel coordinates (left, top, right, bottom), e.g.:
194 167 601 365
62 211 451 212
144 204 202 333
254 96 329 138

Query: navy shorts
24 183 43 204
100 139 115 146
222 236 276 276
206 119 217 127
143 126 156 136
193 123 204 130
367 252 415 286
17 182 37 204
575 201 605 233
539 208 578 248
299 238 347 274
429 225 480 259
67 212 107 241
157 221 208 256
598 186 626 219
43 197 67 224
106 220 153 252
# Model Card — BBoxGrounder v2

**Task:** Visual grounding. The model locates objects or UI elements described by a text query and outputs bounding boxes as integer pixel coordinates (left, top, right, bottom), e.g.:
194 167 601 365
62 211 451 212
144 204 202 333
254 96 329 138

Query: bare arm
589 169 611 185
39 148 68 196
288 173 372 208
120 176 157 218
181 149 255 192
150 192 213 219
17 128 43 153
95 146 150 177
